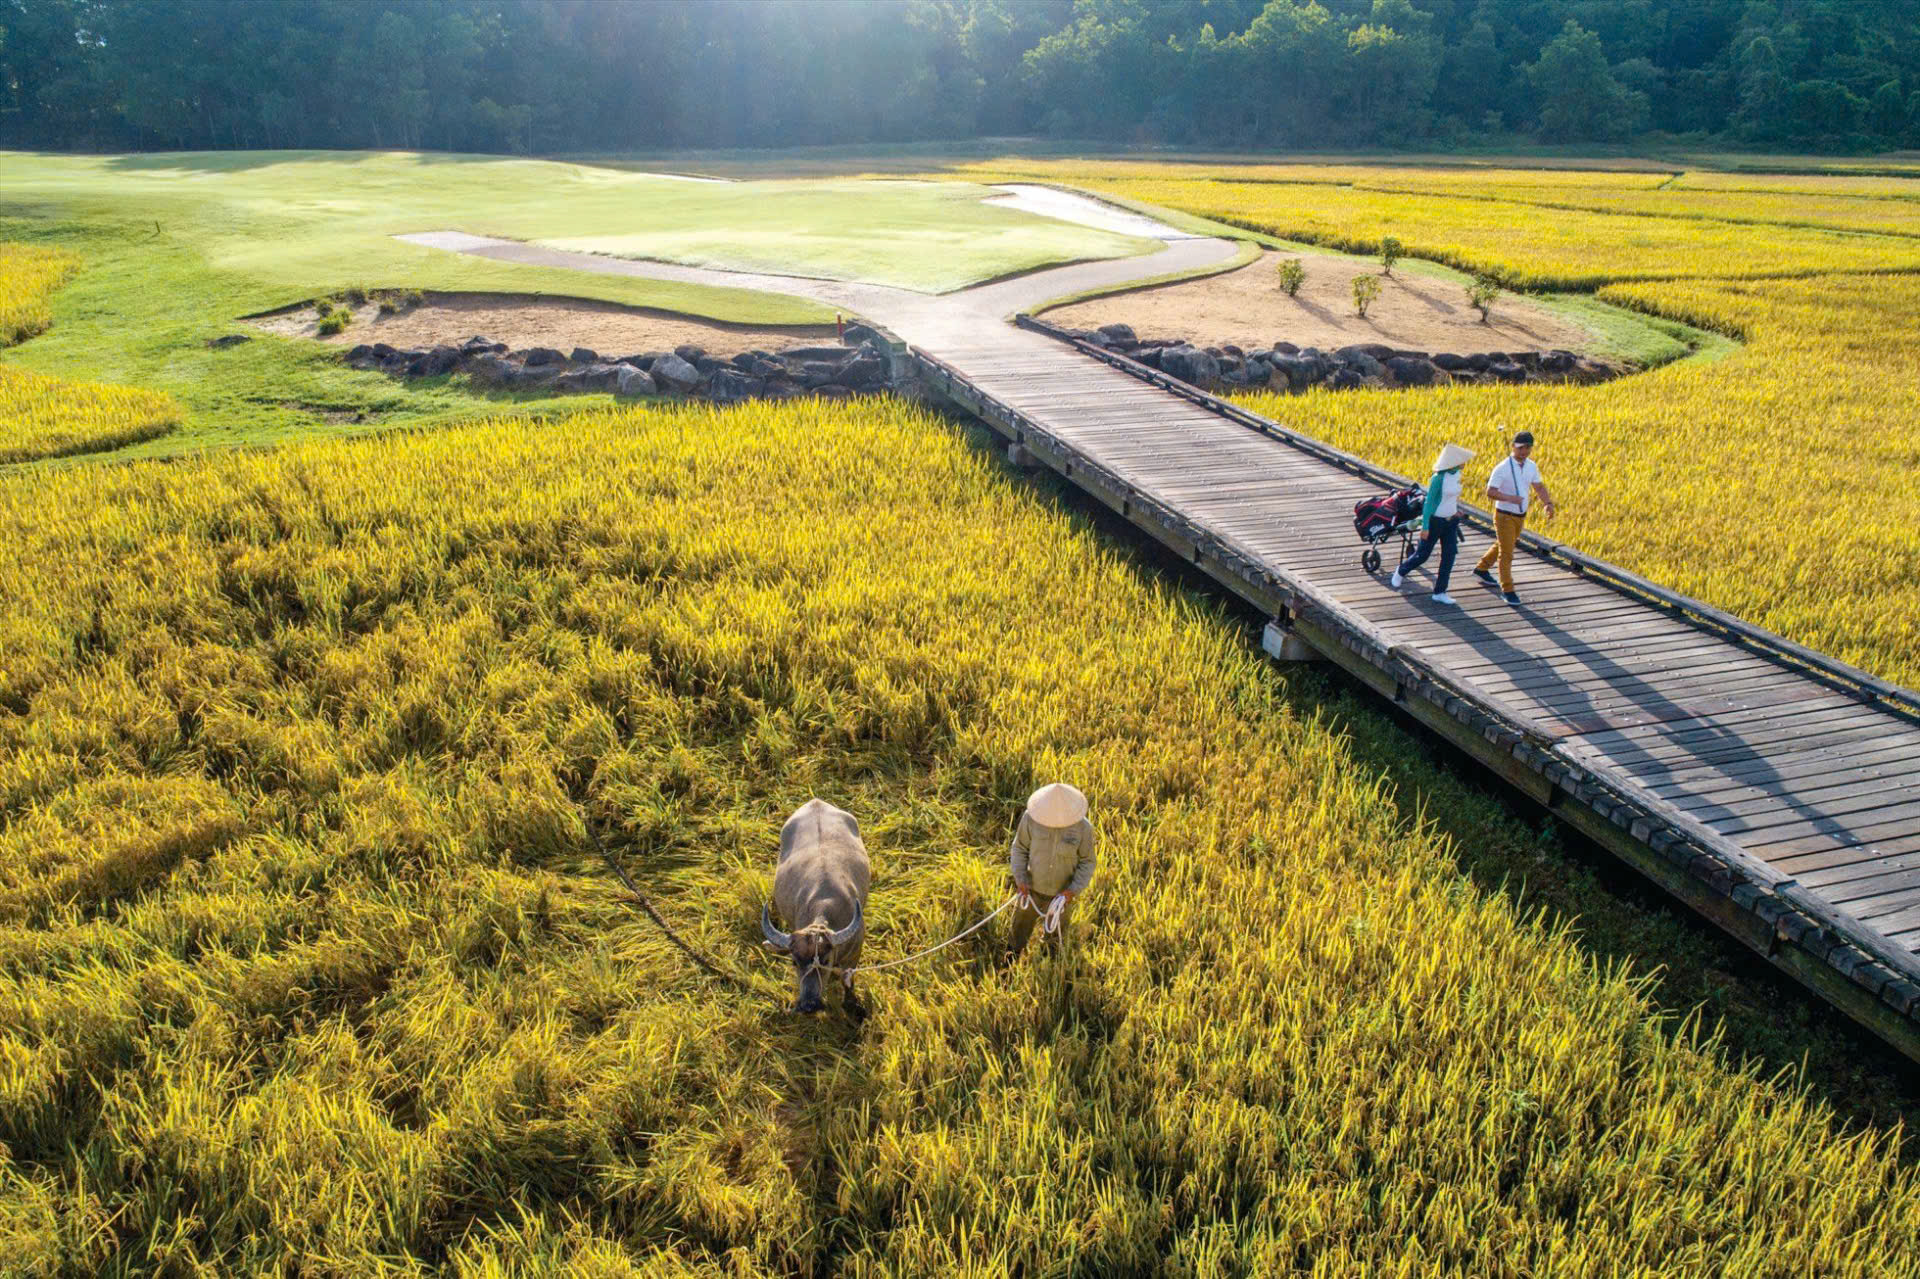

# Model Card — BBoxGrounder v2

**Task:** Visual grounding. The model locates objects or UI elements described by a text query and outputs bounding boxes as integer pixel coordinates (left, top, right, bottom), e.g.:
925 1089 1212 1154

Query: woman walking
1391 443 1474 605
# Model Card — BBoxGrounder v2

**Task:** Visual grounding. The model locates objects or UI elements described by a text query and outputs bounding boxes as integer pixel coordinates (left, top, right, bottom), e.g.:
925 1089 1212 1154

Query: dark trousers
1007 892 1071 954
1398 516 1460 593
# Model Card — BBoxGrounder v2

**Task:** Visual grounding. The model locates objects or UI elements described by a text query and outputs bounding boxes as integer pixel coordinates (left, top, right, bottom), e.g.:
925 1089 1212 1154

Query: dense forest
4 0 1919 154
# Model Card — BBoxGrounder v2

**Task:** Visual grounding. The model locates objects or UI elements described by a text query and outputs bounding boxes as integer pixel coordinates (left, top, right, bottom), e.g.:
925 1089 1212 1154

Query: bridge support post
1006 442 1038 468
1261 620 1321 663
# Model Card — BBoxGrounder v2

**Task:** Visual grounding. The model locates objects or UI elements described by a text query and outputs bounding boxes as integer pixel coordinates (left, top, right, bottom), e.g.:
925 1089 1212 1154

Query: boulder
1488 361 1527 384
614 365 656 397
708 369 759 402
1432 353 1471 372
569 346 599 365
1389 349 1429 362
1267 354 1308 390
523 347 566 367
1540 350 1576 374
410 346 462 377
465 353 516 387
1271 341 1299 356
1329 368 1364 391
748 356 785 379
1221 343 1245 359
1335 347 1383 379
346 344 374 364
841 322 885 347
779 345 853 362
673 344 705 364
1131 346 1164 370
813 384 854 399
371 343 397 360
1384 356 1436 387
1078 330 1111 348
1096 322 1137 346
1464 353 1491 372
651 353 703 392
1160 344 1220 387
838 352 888 390
1341 343 1395 361
461 335 501 351
730 352 760 371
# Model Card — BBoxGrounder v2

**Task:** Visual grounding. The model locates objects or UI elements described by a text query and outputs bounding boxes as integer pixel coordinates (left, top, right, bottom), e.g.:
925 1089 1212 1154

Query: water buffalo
761 798 871 1016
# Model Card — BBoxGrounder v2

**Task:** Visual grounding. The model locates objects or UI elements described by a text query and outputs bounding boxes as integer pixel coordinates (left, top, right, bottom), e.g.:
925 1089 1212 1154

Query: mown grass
1 396 1915 1275
0 152 1148 457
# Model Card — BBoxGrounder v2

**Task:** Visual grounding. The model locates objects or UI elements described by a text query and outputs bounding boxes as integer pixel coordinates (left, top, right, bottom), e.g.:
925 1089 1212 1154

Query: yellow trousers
1475 510 1526 591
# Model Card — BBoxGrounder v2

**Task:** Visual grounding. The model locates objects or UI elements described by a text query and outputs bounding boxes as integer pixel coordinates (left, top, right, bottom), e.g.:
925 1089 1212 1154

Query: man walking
1007 782 1096 959
1474 429 1556 605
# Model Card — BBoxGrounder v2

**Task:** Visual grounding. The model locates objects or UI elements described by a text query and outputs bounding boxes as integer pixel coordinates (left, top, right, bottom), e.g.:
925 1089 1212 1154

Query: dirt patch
1045 249 1593 355
248 291 837 356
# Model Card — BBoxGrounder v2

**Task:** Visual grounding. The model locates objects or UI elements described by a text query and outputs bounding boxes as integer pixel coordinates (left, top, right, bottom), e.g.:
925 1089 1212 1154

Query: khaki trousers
1475 510 1526 592
1007 892 1072 955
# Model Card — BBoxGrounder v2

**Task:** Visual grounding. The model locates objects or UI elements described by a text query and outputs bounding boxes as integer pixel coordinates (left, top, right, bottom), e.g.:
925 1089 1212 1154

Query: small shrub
1276 258 1305 296
317 310 351 336
1351 274 1382 318
342 285 369 306
404 289 425 308
1467 274 1501 322
378 300 398 316
1380 237 1402 275
314 299 334 318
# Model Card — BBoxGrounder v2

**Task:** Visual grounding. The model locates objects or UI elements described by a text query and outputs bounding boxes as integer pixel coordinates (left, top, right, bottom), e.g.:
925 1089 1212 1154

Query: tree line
4 0 1919 155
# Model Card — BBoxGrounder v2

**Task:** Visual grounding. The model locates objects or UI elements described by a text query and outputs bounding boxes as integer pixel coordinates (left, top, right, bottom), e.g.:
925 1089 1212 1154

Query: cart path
401 192 1920 1059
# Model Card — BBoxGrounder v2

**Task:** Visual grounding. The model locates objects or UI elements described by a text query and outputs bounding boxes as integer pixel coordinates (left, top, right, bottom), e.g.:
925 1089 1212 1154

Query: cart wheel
1362 548 1382 574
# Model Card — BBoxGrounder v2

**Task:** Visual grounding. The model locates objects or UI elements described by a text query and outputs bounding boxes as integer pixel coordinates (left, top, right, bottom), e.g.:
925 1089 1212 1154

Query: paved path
396 185 1241 337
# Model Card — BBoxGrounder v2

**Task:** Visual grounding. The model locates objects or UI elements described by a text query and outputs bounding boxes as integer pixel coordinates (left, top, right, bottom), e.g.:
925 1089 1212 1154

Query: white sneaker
1432 592 1458 605
1389 571 1404 588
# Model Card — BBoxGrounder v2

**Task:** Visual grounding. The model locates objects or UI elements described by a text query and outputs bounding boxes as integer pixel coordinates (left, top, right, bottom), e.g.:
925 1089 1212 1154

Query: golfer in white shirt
1473 430 1556 604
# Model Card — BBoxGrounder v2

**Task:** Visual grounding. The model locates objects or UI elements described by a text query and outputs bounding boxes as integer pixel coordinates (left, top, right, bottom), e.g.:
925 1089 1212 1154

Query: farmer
1474 429 1557 605
1391 443 1474 605
1006 782 1096 958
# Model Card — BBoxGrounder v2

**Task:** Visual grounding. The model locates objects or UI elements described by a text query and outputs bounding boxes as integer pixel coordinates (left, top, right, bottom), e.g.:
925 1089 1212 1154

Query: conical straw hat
1026 782 1088 827
1432 443 1475 473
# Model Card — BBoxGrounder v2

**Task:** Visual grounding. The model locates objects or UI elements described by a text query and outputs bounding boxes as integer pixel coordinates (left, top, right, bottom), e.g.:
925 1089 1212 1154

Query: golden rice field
0 244 79 346
0 244 180 464
0 365 181 465
0 396 1915 1275
961 160 1920 287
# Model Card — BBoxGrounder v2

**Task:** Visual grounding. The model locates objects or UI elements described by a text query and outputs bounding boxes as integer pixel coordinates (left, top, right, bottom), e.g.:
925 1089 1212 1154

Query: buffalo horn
827 900 862 948
761 905 792 952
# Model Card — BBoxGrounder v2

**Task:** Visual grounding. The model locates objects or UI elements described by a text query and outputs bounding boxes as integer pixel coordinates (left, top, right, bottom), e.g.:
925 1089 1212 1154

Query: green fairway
0 151 1153 454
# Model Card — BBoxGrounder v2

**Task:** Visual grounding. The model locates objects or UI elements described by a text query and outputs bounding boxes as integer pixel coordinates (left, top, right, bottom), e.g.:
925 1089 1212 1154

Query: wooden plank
1796 845 1920 888
1820 871 1920 910
1643 738 1920 794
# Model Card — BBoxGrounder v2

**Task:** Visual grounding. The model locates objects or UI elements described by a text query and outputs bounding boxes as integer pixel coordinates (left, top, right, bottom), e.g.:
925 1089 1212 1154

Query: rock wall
345 323 901 402
1066 323 1627 393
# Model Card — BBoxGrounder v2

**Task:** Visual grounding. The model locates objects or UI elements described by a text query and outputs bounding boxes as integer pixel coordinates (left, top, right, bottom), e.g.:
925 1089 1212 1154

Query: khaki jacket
1010 814 1096 897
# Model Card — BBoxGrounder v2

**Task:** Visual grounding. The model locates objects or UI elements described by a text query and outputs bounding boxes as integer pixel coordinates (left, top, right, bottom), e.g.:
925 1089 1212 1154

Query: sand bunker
1046 250 1593 354
249 292 836 355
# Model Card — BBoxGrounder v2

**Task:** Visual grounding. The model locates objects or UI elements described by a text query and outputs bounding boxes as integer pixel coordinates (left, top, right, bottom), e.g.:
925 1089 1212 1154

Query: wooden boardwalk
910 318 1920 1062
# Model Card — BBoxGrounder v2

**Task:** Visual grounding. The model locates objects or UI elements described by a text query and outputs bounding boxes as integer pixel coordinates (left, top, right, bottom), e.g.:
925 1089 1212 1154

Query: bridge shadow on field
959 419 1920 1159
